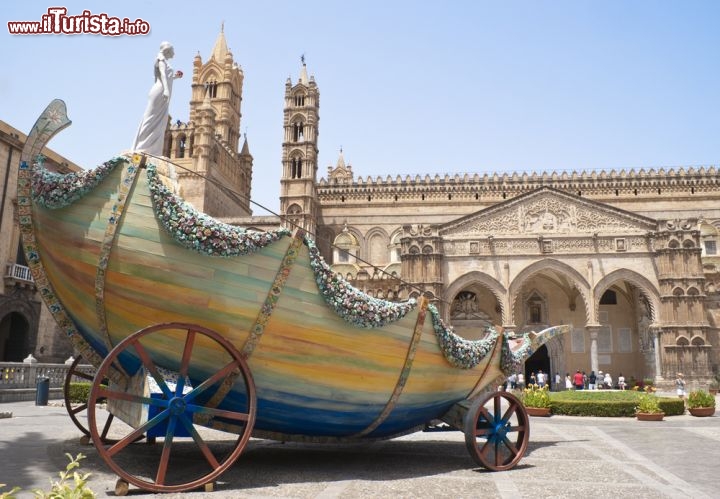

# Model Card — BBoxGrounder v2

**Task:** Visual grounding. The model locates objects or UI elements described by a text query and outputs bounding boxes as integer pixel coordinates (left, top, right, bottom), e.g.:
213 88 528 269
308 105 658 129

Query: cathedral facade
270 48 720 389
3 29 720 391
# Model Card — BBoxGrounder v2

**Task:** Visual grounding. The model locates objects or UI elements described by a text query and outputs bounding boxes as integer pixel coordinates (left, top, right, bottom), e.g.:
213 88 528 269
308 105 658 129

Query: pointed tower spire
336 147 346 169
240 132 250 155
299 54 308 85
211 23 228 61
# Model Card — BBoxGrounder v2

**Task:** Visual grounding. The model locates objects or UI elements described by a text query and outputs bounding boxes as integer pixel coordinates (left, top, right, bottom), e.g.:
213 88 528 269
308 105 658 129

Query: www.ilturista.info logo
8 7 150 36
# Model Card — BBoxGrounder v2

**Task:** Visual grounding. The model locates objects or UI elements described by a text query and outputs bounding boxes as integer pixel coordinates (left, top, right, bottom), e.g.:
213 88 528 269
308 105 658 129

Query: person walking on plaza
565 373 572 390
675 373 686 399
604 372 613 389
537 369 546 388
573 370 584 390
618 373 626 390
588 370 597 390
555 372 561 391
517 372 525 390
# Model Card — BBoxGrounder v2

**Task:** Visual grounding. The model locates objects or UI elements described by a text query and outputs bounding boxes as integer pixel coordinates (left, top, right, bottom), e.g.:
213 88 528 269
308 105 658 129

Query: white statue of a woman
131 41 183 156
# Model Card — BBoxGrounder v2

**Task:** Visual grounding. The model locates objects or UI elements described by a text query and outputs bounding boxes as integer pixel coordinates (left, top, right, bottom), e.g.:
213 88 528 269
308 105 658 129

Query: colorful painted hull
18 100 563 440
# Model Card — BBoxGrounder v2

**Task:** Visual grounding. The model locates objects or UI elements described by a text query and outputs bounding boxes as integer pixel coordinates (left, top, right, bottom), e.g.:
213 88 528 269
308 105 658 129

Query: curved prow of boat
17 100 115 373
21 99 72 165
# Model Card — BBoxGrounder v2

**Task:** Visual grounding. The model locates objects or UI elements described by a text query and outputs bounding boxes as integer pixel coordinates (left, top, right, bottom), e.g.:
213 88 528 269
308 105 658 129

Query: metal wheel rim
87 322 257 493
464 391 529 471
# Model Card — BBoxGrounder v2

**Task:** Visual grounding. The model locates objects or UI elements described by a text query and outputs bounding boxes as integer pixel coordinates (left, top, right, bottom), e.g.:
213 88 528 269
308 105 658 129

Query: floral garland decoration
304 236 417 328
146 162 291 256
500 334 532 376
427 304 498 369
31 155 124 209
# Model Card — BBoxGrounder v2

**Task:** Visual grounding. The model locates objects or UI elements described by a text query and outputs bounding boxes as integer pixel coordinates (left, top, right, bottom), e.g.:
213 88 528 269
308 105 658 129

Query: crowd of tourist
506 368 630 391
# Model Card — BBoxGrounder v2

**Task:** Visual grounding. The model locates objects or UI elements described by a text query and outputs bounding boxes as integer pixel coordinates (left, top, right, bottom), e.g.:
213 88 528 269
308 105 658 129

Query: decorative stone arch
0 292 41 361
676 335 690 346
442 272 506 323
690 335 706 346
593 269 661 324
365 227 390 266
333 227 362 264
508 258 591 325
388 229 403 264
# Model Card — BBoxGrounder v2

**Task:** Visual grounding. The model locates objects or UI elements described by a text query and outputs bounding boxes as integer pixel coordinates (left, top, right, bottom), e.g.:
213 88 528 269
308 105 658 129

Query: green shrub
658 398 685 416
65 382 92 404
548 390 682 417
687 390 716 409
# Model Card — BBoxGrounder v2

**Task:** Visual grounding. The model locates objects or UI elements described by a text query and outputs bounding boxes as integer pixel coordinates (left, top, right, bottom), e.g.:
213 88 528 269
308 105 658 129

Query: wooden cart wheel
63 354 118 444
464 390 529 471
87 323 257 494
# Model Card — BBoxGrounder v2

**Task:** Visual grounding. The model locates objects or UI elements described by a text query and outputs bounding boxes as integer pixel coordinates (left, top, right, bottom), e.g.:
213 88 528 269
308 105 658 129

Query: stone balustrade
0 361 95 402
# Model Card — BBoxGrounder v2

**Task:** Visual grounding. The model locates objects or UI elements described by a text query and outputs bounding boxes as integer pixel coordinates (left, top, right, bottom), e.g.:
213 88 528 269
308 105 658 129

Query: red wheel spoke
70 402 88 415
98 387 169 408
99 414 115 440
72 370 94 382
508 424 526 432
132 339 173 399
107 410 169 457
155 418 178 485
473 426 491 437
176 330 196 395
479 439 493 459
178 415 220 470
494 440 502 468
184 360 241 403
477 406 492 424
502 400 518 422
502 436 520 458
494 395 501 421
186 404 250 422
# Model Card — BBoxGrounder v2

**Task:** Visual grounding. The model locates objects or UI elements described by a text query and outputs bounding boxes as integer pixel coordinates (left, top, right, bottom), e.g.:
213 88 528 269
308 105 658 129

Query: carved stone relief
442 192 654 237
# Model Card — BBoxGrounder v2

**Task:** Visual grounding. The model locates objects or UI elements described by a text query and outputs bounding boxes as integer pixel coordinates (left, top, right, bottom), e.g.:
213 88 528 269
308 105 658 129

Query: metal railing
5 263 33 283
0 361 94 389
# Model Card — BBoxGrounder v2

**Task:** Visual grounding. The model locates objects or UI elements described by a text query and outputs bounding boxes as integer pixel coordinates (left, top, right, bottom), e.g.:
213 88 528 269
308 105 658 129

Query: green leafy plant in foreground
521 384 551 408
0 484 21 499
635 393 663 414
1 453 96 499
33 452 96 499
687 389 716 409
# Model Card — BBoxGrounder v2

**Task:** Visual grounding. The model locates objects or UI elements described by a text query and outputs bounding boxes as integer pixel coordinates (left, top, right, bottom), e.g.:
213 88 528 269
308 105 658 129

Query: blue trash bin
36 376 49 406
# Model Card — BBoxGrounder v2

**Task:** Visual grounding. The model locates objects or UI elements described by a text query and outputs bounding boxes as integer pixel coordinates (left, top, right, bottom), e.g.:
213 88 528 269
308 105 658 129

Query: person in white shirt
604 372 613 389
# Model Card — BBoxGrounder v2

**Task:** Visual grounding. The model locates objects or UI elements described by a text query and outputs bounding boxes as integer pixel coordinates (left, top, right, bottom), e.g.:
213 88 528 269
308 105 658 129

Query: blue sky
3 1 719 215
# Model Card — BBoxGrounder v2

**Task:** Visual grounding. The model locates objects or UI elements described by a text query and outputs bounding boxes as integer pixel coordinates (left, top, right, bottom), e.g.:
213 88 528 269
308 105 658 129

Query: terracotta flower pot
525 407 551 417
636 412 664 421
688 407 715 417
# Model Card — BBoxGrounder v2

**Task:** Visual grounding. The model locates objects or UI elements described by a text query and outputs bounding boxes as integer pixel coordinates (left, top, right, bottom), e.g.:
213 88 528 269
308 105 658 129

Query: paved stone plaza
0 400 717 498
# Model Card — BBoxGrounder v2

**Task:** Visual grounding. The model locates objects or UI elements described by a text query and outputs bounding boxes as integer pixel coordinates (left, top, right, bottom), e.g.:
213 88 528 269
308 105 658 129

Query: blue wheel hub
169 396 187 416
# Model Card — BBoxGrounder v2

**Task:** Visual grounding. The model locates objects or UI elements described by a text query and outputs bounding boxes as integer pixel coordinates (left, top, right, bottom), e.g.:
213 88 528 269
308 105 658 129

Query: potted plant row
687 389 716 417
521 384 551 416
635 392 664 421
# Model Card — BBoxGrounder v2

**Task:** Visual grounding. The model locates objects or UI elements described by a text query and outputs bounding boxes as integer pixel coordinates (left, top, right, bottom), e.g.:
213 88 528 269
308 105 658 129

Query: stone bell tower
279 57 320 235
166 25 252 216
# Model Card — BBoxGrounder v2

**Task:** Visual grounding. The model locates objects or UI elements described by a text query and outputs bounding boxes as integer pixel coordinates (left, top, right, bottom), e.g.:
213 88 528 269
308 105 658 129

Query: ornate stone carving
441 190 656 237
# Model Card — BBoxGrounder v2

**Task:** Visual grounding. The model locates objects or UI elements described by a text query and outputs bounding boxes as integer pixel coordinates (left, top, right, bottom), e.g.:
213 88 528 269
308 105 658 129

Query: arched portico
591 269 663 382
508 259 592 328
443 272 506 340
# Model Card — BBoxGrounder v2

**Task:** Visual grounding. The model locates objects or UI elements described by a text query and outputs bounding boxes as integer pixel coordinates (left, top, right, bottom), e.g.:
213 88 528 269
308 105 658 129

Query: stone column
585 324 601 374
651 326 664 382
